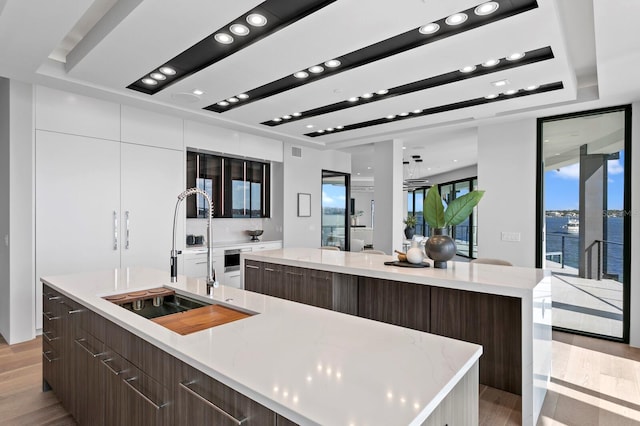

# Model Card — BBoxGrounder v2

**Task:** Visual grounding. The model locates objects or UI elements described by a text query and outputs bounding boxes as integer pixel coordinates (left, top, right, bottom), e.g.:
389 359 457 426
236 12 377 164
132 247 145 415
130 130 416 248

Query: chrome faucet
171 188 218 295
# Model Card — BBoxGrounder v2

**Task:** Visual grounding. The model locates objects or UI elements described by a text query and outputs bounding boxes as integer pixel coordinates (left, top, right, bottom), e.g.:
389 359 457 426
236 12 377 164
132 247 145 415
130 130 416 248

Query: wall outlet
501 232 521 242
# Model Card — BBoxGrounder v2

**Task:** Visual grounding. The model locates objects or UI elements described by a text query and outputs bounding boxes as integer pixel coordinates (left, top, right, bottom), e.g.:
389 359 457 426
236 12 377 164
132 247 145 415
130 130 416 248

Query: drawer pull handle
42 350 58 363
68 309 83 315
43 330 59 342
179 381 247 425
124 377 167 410
265 268 276 272
74 338 104 358
43 312 60 321
246 265 259 269
101 358 125 376
285 271 303 276
47 295 61 301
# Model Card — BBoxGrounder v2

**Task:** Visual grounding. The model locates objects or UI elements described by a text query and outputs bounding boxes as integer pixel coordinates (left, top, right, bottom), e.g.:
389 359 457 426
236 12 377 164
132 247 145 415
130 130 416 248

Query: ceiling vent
291 146 302 158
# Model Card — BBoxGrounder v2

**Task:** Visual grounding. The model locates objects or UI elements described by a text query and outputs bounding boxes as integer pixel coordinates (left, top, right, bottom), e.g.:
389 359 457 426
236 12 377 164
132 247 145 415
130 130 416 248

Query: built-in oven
224 248 251 272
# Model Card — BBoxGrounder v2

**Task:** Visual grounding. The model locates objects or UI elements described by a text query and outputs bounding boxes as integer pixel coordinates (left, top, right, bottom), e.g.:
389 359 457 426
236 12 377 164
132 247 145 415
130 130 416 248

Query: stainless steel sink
119 294 210 319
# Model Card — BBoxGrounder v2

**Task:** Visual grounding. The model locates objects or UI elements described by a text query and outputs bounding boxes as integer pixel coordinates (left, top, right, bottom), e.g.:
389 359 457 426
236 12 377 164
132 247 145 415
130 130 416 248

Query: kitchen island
242 248 552 426
41 267 482 425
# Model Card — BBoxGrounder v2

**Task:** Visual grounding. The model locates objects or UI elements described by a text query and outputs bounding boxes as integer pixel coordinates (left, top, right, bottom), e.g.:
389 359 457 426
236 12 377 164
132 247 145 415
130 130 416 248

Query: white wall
477 119 537 267
630 101 640 347
0 80 35 344
282 142 351 248
0 78 10 341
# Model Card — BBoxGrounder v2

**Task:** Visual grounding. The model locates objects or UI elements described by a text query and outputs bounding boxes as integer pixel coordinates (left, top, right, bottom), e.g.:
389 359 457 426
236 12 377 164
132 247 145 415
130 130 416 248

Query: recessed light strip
127 0 338 95
262 46 553 127
304 81 564 137
205 0 539 112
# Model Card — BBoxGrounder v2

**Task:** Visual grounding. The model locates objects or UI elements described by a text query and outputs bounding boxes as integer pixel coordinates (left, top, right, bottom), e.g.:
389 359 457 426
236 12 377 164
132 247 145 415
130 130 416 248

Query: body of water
545 216 624 282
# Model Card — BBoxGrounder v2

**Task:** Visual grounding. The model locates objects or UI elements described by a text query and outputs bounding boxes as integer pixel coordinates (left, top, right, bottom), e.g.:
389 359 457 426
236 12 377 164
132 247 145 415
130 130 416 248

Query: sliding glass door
537 106 631 341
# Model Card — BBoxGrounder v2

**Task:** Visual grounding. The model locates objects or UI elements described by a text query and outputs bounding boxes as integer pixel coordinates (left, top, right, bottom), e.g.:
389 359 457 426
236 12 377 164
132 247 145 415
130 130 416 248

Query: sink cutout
104 287 254 334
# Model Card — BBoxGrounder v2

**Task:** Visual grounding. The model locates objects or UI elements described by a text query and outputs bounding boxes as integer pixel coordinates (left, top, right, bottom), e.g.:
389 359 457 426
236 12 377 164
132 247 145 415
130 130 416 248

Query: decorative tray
384 260 430 268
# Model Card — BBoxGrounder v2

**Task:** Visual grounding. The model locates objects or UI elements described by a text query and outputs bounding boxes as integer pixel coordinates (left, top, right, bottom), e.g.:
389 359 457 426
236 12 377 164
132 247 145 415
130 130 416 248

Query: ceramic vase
404 226 415 239
426 228 456 268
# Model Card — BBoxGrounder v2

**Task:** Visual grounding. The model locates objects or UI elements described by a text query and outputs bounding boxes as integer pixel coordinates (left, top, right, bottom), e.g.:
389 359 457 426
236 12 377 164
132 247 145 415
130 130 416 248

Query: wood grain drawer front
430 287 522 395
176 362 276 426
42 339 62 394
357 277 431 332
300 269 332 309
276 414 299 425
244 260 264 293
74 333 106 426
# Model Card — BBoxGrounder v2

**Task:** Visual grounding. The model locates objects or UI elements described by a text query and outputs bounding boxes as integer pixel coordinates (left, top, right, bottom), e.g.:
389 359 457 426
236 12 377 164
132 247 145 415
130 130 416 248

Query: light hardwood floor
2 332 640 425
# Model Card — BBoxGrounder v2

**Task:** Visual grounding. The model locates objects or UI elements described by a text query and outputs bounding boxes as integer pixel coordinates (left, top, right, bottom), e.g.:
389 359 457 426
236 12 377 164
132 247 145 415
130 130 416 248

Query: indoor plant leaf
423 186 445 228
443 190 485 226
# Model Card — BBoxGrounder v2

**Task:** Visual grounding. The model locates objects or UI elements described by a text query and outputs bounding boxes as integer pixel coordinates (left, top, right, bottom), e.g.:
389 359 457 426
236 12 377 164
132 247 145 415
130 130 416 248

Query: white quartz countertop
183 239 282 252
244 248 548 298
42 267 481 426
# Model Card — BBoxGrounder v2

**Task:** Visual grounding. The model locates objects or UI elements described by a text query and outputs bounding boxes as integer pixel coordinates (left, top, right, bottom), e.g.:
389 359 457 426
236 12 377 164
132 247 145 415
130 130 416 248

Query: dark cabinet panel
430 287 522 394
300 268 332 309
175 361 276 426
264 263 285 298
357 276 431 332
74 332 106 426
244 260 264 293
276 414 299 425
332 273 358 315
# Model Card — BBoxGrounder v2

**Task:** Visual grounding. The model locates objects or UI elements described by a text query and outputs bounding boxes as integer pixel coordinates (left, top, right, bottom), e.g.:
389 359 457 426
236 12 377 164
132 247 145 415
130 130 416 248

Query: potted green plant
423 186 484 268
403 215 418 239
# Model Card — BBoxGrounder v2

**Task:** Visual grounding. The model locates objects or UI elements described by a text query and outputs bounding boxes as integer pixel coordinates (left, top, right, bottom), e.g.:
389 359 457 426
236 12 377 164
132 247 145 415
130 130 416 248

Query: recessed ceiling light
413 109 423 114
492 79 509 87
399 112 409 116
367 167 372 170
228 97 239 103
445 13 468 26
357 172 361 175
292 112 301 117
525 85 539 91
402 147 407 150
306 124 314 128
504 89 518 95
418 23 440 34
386 115 395 119
294 71 309 79
159 66 176 75
460 65 476 73
453 159 458 162
150 72 166 80
485 93 498 99
230 24 249 36
324 59 341 68
273 118 282 122
214 33 234 44
237 93 249 99
475 2 500 16
362 93 373 99
308 65 324 73
336 125 344 129
283 115 292 119
141 78 157 86
218 101 229 106
327 127 334 131
482 58 500 67
348 97 359 102
246 13 267 27
506 52 525 61
317 129 325 133
376 89 389 95
192 89 204 95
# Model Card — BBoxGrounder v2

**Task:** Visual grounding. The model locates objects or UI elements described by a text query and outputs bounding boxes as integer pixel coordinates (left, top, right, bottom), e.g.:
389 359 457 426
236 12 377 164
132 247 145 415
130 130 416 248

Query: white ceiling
1 0 638 182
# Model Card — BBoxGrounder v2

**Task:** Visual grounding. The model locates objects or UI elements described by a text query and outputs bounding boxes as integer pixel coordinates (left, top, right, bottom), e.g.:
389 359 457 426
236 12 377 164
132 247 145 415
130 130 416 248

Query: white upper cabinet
121 105 183 151
35 86 120 141
184 119 240 153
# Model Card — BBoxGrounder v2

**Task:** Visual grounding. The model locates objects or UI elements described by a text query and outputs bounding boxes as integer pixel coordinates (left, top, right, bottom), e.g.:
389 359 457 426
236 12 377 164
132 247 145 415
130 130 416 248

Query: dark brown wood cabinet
357 276 431 332
244 259 265 294
430 287 522 394
175 361 276 425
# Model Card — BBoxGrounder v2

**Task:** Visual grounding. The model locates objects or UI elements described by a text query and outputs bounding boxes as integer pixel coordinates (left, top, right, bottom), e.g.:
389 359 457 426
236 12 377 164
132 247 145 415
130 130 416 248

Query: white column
373 139 404 254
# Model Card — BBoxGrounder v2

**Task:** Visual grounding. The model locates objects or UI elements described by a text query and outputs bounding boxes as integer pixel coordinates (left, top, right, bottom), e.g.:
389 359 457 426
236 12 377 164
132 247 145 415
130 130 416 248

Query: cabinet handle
74 338 105 358
195 261 208 265
43 312 60 321
113 211 118 250
124 377 167 410
43 330 59 342
125 211 130 249
42 350 58 363
246 265 259 270
179 381 247 425
101 358 125 376
60 301 83 315
47 295 61 301
265 268 275 272
285 271 303 277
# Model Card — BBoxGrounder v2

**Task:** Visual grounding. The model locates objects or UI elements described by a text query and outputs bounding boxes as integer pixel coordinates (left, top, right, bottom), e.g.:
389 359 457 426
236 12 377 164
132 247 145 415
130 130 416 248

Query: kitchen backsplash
185 217 283 245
